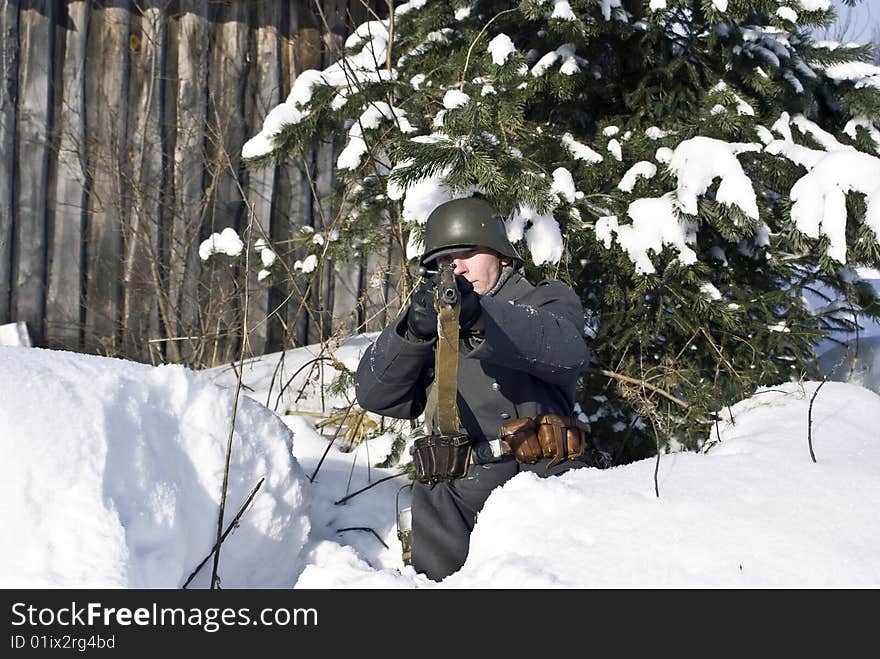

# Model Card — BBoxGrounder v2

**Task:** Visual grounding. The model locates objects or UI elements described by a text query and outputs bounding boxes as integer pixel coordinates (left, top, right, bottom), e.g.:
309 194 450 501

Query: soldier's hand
456 276 482 332
406 276 439 341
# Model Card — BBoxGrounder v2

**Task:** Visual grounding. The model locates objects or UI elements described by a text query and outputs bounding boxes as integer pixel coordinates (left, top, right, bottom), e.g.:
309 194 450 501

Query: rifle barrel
438 264 459 306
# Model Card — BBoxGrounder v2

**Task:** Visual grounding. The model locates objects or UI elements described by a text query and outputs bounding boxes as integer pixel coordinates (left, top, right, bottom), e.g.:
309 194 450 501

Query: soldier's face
436 248 504 294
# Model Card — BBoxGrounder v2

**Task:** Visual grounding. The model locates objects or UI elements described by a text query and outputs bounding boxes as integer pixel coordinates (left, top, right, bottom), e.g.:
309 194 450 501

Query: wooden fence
0 0 404 367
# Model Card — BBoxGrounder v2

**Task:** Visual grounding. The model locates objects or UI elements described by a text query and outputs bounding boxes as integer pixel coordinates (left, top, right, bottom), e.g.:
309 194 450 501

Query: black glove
406 276 439 341
456 275 482 332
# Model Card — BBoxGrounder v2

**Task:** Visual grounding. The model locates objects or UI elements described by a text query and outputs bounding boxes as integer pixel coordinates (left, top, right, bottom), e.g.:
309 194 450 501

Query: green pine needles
244 0 880 461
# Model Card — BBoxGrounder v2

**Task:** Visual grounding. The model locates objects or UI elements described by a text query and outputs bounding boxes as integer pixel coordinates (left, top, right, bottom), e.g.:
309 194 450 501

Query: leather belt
470 439 513 464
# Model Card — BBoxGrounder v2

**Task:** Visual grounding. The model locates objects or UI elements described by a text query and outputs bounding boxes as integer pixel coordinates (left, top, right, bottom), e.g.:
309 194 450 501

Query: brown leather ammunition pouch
498 416 543 464
499 414 591 469
535 414 588 469
410 433 472 484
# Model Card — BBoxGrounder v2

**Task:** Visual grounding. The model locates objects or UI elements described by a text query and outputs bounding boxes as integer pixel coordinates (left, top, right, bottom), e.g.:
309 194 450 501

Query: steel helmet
419 197 522 268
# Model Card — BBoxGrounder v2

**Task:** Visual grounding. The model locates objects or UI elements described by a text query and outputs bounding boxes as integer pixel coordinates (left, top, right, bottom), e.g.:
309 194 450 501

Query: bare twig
807 378 828 464
638 342 662 499
460 9 518 83
274 355 334 411
336 527 389 549
182 478 265 589
592 367 690 410
266 349 286 409
652 422 661 498
334 470 409 505
309 398 357 483
228 361 254 392
210 152 257 590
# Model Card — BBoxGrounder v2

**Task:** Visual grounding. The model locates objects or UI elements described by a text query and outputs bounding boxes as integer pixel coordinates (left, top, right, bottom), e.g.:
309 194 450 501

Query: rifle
408 263 471 484
433 263 461 436
437 262 459 308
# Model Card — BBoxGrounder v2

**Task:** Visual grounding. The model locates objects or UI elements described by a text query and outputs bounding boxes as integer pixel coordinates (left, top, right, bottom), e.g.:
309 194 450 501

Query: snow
199 228 244 261
596 135 772 274
5 342 879 588
0 347 309 588
550 167 576 203
789 151 880 261
395 0 427 17
598 0 623 22
488 34 516 66
607 138 623 161
235 0 871 279
668 136 761 220
777 7 799 22
614 193 698 274
337 103 415 171
520 208 564 265
700 282 722 300
19 0 879 590
260 249 276 268
243 38 397 159
551 1 575 22
646 126 671 140
618 161 657 192
562 132 603 163
844 117 880 155
294 254 318 273
0 322 31 347
799 0 831 10
822 62 880 90
442 90 470 109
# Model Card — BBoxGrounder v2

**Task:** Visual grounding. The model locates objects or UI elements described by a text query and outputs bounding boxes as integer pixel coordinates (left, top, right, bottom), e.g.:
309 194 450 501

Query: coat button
500 412 510 420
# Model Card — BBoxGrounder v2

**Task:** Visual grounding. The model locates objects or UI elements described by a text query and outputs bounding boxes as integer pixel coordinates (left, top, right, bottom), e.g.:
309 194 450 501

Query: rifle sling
435 301 461 436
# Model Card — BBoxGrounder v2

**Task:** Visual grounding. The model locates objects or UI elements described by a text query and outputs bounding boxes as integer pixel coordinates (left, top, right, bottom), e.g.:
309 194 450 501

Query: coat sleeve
354 314 435 419
467 281 589 386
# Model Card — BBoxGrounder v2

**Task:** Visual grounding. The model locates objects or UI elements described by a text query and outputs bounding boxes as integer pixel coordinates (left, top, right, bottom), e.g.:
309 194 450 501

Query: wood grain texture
46 0 89 350
13 0 53 343
0 0 20 324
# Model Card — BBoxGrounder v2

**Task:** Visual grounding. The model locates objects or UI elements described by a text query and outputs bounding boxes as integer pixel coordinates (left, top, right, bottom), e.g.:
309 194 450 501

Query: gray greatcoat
354 269 590 580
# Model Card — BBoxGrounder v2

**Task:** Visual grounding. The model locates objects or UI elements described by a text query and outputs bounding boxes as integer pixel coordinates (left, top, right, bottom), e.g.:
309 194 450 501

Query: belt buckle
470 439 506 464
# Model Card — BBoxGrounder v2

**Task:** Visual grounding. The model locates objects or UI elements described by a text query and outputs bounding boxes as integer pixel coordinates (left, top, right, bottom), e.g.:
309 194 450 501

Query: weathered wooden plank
83 2 130 355
0 0 19 325
202 1 247 365
291 3 321 75
169 0 208 365
309 136 335 345
332 248 363 336
304 0 347 346
271 1 315 349
3 0 386 361
385 228 408 327
244 0 282 356
45 0 89 351
122 2 166 361
274 156 310 349
364 238 393 333
13 0 54 344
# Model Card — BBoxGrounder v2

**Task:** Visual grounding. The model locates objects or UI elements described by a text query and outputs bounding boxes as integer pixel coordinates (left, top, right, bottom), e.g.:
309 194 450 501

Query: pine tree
243 0 880 460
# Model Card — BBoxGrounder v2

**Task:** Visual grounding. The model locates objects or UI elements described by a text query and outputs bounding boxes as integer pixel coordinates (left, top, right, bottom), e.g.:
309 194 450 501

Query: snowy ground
2 333 879 588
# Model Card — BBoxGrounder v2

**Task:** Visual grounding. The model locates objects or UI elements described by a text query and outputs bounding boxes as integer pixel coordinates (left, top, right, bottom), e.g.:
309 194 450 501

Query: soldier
354 196 593 581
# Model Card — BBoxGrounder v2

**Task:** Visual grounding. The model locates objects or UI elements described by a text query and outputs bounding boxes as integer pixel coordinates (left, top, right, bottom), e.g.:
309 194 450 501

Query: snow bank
295 381 880 588
0 347 310 588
